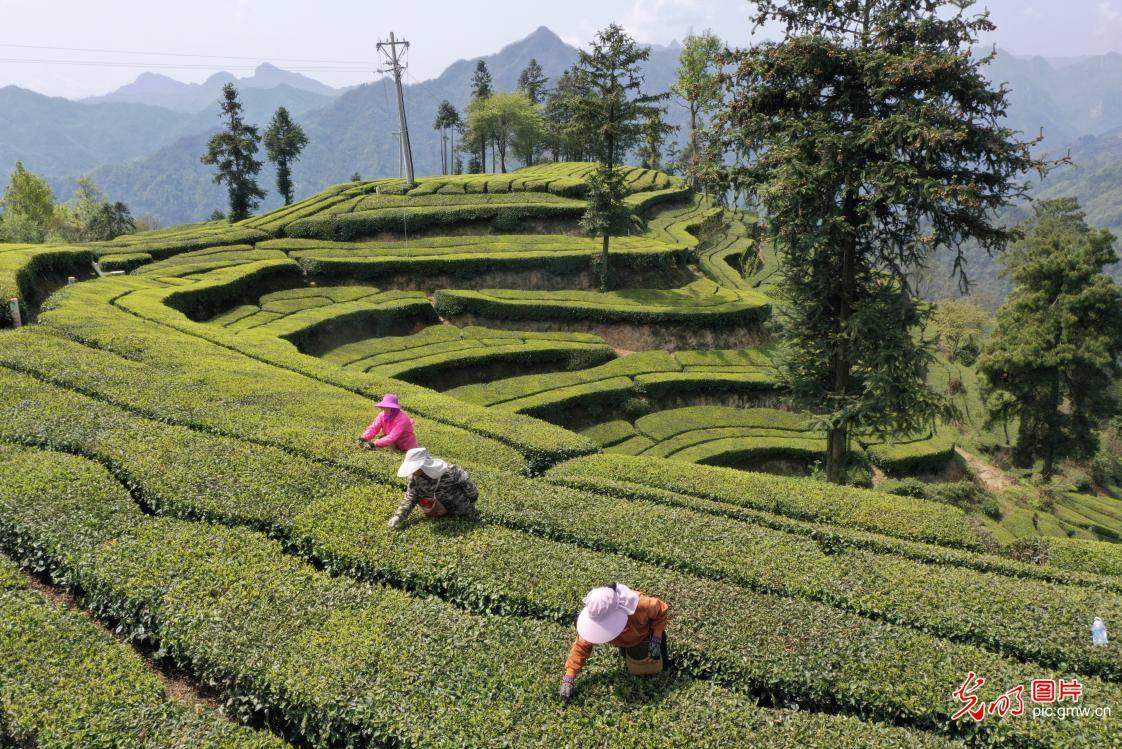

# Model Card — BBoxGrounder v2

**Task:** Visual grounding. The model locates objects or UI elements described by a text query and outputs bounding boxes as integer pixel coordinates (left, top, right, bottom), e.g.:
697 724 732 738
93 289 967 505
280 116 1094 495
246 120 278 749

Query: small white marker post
67 276 76 285
8 298 21 328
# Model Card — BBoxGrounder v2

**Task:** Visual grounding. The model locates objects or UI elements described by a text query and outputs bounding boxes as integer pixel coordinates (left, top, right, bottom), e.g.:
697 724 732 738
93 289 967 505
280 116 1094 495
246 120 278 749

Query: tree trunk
826 193 859 484
1042 373 1062 481
599 232 610 292
688 105 699 187
450 129 456 173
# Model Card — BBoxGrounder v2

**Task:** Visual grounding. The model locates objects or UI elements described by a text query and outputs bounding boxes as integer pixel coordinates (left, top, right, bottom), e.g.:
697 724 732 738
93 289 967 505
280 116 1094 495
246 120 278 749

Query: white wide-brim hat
397 447 448 479
575 584 640 644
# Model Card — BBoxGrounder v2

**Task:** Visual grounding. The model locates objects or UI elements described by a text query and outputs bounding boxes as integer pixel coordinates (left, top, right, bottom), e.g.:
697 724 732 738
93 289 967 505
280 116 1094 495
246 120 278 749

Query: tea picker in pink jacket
357 394 418 452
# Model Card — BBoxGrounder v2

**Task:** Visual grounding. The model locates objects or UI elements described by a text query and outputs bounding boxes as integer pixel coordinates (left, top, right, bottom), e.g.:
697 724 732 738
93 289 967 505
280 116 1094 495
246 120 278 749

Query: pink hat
375 393 401 410
575 583 639 644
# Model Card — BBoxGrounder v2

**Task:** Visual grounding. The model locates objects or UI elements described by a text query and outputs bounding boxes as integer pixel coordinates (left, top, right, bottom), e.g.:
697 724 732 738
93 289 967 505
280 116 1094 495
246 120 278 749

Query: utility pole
377 32 415 186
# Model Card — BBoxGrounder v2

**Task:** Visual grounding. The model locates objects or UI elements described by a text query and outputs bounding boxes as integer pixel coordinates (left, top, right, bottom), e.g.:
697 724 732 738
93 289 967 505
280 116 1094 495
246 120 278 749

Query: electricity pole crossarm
377 32 415 186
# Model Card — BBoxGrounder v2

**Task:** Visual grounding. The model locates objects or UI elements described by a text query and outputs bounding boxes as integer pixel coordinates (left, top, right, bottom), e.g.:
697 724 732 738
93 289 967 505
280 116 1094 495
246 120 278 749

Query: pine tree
263 106 308 206
433 101 461 175
979 199 1122 480
518 58 549 105
201 84 265 221
470 61 493 172
638 109 677 170
543 68 586 161
710 0 1051 482
572 24 668 291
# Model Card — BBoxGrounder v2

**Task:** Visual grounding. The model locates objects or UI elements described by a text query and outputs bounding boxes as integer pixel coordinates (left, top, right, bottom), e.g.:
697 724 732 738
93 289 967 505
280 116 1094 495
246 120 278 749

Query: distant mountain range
83 62 343 111
3 28 1122 295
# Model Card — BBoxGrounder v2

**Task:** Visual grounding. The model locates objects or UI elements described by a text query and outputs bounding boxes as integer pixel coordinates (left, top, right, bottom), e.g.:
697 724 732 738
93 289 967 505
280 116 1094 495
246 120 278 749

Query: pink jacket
361 410 418 450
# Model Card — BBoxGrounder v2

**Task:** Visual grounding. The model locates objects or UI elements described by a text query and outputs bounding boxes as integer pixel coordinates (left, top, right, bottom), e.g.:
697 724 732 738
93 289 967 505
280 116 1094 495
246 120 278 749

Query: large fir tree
201 83 265 221
263 106 308 206
469 61 494 172
572 24 667 290
979 199 1122 480
709 0 1049 482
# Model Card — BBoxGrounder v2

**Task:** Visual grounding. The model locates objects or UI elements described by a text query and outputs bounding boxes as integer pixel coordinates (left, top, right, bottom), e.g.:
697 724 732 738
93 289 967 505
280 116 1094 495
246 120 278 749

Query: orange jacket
564 593 668 678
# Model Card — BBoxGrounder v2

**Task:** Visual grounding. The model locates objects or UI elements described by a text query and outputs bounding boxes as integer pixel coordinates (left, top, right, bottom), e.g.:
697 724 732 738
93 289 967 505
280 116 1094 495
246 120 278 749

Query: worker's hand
387 515 403 531
559 675 574 702
648 635 662 660
356 438 367 449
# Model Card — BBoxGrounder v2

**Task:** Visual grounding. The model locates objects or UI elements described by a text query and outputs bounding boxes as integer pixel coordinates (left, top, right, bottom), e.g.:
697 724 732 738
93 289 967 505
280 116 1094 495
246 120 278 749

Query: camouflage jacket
390 464 480 526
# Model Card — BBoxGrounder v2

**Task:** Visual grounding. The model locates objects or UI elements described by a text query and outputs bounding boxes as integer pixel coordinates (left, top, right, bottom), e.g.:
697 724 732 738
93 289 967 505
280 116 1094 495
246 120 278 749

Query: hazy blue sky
2 0 1121 98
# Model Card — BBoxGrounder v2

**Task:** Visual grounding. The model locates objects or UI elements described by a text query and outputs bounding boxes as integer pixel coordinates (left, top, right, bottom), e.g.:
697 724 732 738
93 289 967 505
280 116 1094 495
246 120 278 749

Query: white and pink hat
576 583 639 644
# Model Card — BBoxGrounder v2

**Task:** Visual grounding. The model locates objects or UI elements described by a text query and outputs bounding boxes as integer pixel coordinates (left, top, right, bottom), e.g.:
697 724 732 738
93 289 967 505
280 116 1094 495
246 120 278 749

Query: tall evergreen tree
518 58 549 105
979 199 1122 480
86 202 136 242
572 24 668 290
543 68 586 161
263 106 308 206
638 109 677 170
201 83 265 221
709 0 1050 482
433 101 461 175
470 61 494 172
672 31 723 185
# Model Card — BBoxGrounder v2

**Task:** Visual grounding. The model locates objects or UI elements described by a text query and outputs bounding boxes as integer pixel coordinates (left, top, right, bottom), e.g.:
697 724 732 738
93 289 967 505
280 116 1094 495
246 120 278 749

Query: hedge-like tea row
98 251 153 273
545 467 1122 593
1022 536 1122 577
862 427 958 474
0 365 373 528
47 266 597 470
161 259 304 321
135 245 284 279
0 552 289 749
323 324 610 369
0 445 949 749
462 470 1122 681
5 365 1119 687
321 324 615 386
434 279 771 326
230 289 438 354
634 406 812 441
285 200 588 241
0 244 96 326
550 453 981 549
292 486 1122 747
449 349 777 415
271 233 692 279
611 406 828 463
581 419 638 446
92 226 269 260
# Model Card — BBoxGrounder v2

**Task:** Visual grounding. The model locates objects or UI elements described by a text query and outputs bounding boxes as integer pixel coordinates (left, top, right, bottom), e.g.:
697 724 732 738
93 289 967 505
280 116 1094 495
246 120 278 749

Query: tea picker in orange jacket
560 583 669 702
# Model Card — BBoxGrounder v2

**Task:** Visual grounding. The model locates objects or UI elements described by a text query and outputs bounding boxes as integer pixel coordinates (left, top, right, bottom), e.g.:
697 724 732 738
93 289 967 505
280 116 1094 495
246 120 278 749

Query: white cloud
626 0 709 44
1100 1 1122 25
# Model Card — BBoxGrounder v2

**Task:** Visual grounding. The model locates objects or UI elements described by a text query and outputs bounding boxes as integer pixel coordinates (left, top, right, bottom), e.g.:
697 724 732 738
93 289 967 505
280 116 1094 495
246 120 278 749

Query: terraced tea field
1 162 1120 747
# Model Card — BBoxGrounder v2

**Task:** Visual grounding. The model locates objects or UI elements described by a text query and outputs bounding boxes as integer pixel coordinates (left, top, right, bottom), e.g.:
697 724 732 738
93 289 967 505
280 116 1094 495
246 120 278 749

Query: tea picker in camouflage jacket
388 447 481 529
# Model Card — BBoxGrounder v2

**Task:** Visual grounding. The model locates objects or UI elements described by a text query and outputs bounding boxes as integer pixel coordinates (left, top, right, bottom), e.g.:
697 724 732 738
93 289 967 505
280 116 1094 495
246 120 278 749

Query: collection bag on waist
418 497 448 518
623 641 663 676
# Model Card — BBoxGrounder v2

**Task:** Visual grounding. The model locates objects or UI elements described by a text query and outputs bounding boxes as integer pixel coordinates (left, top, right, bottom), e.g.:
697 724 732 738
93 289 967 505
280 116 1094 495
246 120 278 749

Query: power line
0 57 375 73
0 42 378 65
